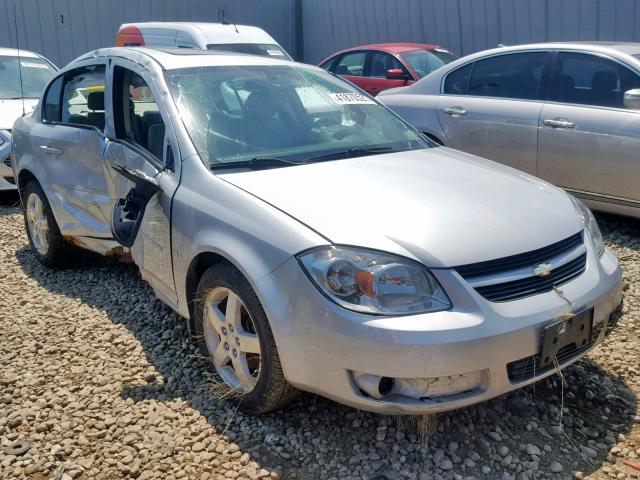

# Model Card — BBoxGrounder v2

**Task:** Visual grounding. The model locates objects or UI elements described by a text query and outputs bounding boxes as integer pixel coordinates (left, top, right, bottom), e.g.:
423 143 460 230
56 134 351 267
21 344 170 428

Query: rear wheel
193 263 299 414
23 181 74 267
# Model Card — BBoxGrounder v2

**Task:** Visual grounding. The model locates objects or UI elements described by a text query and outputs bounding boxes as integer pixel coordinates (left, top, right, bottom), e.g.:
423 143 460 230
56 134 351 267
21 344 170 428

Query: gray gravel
0 192 639 480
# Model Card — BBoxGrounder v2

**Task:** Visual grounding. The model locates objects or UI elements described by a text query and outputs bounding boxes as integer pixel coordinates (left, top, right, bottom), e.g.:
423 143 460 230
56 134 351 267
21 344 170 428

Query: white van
116 22 292 60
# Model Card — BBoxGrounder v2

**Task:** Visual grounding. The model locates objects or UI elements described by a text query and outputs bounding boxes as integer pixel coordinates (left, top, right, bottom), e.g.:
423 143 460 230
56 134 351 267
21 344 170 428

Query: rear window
206 43 292 61
0 56 56 99
400 49 457 78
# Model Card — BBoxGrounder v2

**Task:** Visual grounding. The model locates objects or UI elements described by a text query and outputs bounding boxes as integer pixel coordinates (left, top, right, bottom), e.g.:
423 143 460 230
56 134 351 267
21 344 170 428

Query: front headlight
297 246 452 315
571 196 605 257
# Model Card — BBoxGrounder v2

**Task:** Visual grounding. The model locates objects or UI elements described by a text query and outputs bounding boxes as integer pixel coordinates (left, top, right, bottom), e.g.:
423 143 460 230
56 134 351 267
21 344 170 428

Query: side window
368 51 408 78
59 65 106 130
334 52 366 77
468 52 548 100
443 63 473 95
113 66 165 161
43 75 64 122
553 52 640 108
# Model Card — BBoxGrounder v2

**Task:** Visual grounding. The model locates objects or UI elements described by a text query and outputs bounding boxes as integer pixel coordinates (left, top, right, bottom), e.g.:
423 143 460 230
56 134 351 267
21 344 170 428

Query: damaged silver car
12 47 622 414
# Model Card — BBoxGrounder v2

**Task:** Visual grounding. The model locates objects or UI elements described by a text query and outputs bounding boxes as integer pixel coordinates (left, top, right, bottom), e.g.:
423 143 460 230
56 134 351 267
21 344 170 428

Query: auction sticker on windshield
328 93 376 105
21 61 50 69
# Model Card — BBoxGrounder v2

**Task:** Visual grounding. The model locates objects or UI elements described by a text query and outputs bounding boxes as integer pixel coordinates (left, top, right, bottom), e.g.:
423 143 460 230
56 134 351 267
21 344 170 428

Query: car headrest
87 90 104 111
591 70 617 93
243 91 279 121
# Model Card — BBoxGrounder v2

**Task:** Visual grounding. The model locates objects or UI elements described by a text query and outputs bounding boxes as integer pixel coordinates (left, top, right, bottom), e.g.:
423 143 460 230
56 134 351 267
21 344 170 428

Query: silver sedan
12 47 622 414
379 42 640 219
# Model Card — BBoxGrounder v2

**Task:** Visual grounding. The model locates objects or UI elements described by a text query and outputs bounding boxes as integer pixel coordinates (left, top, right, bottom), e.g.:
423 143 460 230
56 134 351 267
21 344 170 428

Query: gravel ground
0 191 639 480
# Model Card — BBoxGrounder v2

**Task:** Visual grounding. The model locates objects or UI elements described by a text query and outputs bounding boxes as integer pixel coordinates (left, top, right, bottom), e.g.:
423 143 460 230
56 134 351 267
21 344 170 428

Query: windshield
206 43 292 61
400 49 457 78
0 56 56 99
164 65 429 168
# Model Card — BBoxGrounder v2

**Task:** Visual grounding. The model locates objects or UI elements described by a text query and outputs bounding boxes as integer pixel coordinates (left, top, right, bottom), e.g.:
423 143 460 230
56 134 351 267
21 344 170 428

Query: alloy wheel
26 193 49 255
203 287 262 393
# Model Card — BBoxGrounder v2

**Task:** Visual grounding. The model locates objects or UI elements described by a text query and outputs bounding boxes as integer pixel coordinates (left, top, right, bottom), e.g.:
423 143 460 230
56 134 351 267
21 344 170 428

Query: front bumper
257 242 622 415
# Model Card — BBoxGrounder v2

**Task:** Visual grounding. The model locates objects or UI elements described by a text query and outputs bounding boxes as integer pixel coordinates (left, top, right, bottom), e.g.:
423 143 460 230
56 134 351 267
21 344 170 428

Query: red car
319 43 457 96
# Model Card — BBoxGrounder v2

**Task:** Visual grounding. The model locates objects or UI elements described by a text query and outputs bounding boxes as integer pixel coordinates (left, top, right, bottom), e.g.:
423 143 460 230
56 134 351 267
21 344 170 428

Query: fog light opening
378 377 395 397
353 373 395 400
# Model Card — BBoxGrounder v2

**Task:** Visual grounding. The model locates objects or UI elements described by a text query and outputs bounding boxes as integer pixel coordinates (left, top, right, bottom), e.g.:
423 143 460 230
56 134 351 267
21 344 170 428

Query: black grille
507 321 604 383
474 253 587 302
2 155 11 169
455 231 583 279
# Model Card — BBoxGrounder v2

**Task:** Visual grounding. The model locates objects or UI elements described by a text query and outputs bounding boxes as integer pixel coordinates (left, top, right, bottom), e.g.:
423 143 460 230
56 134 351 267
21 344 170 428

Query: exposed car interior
113 67 165 160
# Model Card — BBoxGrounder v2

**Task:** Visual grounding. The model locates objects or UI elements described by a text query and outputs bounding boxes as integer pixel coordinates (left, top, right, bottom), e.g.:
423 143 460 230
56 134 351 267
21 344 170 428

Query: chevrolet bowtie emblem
533 263 553 277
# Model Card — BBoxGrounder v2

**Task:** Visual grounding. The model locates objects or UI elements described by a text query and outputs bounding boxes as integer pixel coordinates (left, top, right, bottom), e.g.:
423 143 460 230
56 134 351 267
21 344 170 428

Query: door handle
443 106 467 116
39 145 63 155
543 119 575 129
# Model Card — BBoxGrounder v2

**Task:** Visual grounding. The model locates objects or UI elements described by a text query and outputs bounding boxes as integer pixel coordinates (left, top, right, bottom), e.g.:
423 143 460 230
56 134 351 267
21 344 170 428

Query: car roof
0 47 43 58
475 41 640 57
334 43 440 55
71 46 314 71
119 22 277 45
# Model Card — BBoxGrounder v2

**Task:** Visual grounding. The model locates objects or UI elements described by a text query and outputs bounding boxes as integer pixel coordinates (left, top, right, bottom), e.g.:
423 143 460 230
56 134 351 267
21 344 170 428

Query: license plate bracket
539 308 593 368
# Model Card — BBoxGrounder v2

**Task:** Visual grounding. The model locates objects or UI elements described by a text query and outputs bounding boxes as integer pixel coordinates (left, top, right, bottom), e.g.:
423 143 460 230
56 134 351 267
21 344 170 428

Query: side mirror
386 68 408 80
623 89 640 109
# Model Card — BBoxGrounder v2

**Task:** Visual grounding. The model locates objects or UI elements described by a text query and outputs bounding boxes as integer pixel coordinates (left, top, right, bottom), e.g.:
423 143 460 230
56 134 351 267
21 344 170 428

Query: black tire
22 180 75 267
193 263 299 414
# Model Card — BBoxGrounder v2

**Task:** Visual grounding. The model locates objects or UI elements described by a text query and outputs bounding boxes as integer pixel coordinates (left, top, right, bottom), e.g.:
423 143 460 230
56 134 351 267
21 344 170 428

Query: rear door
436 51 551 175
331 51 368 91
104 60 181 306
28 63 113 239
538 51 640 205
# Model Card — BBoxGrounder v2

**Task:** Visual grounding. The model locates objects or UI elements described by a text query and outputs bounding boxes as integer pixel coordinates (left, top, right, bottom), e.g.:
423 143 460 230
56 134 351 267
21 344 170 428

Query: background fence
2 0 640 67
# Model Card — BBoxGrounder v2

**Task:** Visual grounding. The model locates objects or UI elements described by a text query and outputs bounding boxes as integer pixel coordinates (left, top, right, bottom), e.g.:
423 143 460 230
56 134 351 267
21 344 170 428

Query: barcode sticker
328 93 375 105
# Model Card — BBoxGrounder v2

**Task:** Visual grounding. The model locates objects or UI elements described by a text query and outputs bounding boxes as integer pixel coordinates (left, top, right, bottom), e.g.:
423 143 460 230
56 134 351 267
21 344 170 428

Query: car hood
220 148 584 268
0 99 38 130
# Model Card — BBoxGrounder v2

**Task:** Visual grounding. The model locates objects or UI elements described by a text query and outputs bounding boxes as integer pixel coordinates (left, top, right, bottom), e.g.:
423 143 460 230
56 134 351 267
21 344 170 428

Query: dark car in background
319 43 457 96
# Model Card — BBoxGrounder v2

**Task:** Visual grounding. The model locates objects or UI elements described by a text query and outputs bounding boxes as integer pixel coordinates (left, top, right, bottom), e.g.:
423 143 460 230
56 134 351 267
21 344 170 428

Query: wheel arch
17 168 38 199
184 251 238 330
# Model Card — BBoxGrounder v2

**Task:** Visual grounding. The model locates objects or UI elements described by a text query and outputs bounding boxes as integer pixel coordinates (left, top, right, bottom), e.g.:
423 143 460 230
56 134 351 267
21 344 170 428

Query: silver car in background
0 48 57 191
379 42 640 218
13 47 622 415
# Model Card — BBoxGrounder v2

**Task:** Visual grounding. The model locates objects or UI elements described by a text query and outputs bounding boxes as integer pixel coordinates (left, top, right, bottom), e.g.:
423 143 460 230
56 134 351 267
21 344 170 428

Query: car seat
86 91 105 131
591 70 619 107
241 91 295 150
558 74 576 103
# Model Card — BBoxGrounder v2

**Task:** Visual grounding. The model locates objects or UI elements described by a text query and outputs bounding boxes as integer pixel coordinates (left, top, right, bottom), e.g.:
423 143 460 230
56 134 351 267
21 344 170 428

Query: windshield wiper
306 146 394 163
211 157 301 171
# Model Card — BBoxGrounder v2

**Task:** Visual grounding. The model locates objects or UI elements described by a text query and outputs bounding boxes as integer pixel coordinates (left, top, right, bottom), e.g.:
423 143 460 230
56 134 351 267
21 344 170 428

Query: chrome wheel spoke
225 291 242 329
232 355 255 388
212 341 231 368
236 331 260 354
205 301 225 335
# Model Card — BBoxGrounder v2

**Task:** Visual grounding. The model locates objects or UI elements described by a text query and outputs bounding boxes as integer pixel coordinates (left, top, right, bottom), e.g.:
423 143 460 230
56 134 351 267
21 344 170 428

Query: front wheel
23 181 74 267
193 263 299 414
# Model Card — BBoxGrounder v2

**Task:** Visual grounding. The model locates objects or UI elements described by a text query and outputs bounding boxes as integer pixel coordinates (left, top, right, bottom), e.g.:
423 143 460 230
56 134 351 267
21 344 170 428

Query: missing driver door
104 61 180 307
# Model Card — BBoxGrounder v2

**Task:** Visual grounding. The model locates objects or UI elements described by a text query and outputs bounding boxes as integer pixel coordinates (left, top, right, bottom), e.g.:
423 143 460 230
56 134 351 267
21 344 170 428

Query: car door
103 60 181 307
364 50 413 96
436 51 551 175
538 51 640 206
28 63 113 239
331 51 368 91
